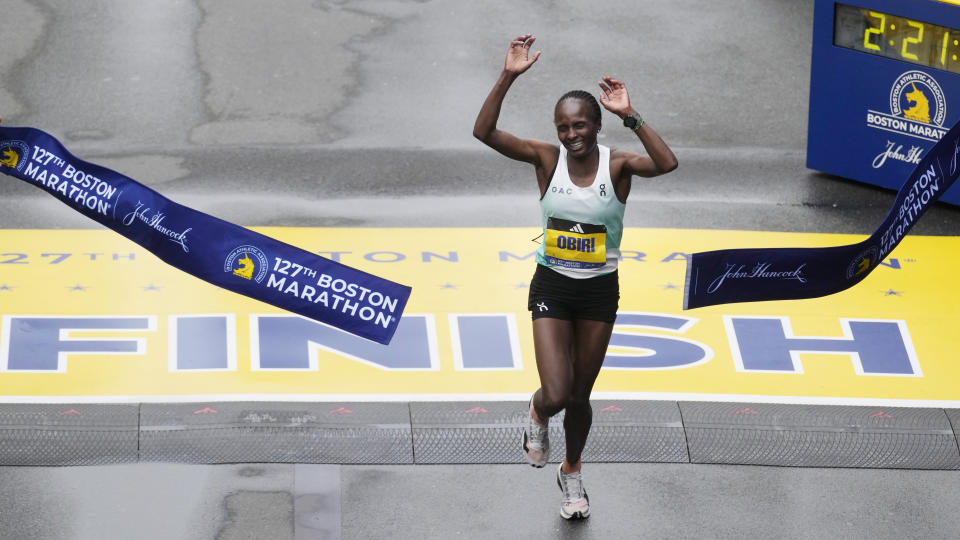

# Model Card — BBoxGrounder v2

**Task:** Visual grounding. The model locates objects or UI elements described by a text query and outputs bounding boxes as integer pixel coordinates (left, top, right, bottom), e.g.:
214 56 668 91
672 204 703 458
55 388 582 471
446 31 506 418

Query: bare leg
531 317 575 421
561 318 614 471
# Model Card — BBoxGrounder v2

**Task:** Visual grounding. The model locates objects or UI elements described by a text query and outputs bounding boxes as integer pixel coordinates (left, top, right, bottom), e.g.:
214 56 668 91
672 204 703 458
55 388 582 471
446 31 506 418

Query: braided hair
555 90 602 127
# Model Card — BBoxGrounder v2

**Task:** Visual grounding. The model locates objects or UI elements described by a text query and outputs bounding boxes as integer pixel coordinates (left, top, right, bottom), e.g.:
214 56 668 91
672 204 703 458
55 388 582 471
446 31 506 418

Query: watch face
623 116 637 129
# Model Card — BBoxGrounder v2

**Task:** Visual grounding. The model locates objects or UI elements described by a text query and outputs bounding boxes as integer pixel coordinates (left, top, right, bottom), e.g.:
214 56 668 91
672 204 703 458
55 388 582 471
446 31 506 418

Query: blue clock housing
808 0 960 204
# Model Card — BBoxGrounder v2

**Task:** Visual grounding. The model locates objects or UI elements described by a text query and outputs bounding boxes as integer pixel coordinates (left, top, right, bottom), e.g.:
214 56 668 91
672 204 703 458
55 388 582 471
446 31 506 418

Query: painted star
882 289 903 297
67 284 88 292
141 284 163 292
0 284 13 291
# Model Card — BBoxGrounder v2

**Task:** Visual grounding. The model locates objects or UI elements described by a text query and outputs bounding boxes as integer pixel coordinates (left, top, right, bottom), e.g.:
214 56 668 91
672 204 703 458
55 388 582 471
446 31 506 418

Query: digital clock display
834 3 960 74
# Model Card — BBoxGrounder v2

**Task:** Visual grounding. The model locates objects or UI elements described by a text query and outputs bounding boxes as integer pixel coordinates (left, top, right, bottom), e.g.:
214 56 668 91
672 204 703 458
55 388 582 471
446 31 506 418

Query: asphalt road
1 1 959 539
2 0 958 233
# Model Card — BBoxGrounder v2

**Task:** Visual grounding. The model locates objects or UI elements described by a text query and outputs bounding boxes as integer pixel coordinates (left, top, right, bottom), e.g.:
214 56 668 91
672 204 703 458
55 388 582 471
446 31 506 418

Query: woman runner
473 34 678 520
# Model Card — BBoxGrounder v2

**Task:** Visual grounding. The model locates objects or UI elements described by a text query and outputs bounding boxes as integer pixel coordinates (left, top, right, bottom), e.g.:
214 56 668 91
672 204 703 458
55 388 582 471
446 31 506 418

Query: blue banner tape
683 119 960 310
0 126 411 344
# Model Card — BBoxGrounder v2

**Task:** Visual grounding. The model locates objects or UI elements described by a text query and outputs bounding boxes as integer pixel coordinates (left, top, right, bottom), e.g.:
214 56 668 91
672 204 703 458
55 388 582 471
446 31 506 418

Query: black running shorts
527 264 619 323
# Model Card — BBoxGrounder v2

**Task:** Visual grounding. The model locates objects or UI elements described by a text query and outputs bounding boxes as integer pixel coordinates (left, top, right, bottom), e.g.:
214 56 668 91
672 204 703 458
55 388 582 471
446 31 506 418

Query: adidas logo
569 223 585 234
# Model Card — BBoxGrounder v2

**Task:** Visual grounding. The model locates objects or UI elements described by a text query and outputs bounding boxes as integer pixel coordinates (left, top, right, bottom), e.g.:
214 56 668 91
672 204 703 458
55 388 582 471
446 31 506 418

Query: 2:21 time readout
834 3 960 74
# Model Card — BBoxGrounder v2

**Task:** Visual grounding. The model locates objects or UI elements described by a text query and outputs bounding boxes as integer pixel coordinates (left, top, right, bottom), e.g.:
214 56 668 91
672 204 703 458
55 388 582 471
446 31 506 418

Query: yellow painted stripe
0 228 957 403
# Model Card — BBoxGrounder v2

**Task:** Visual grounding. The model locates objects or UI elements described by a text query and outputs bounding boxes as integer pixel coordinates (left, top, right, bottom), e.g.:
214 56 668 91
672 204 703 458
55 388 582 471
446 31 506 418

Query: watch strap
623 112 644 132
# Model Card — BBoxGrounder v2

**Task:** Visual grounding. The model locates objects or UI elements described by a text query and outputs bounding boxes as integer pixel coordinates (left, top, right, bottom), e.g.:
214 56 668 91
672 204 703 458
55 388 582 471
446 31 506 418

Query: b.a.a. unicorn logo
234 253 256 279
0 140 31 173
902 83 930 123
224 245 269 284
889 71 946 138
846 246 878 280
0 148 17 168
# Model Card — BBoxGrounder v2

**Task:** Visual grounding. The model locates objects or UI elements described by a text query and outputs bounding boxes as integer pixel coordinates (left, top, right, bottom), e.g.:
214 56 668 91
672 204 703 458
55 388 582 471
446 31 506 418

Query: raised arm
598 77 678 179
473 35 552 166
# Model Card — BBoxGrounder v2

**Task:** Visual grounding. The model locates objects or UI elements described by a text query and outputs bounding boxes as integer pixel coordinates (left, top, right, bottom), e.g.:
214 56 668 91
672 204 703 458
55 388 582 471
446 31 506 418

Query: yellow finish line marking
0 227 957 405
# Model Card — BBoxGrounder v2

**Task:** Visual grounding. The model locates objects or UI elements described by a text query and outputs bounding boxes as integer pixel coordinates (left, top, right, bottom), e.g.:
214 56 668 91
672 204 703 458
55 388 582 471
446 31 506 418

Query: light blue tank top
536 144 625 278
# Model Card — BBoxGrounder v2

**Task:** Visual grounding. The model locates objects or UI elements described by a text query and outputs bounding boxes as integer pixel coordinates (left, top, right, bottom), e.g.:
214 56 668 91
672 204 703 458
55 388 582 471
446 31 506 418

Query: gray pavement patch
3 401 960 469
294 464 341 540
681 402 960 469
584 400 689 463
217 491 294 540
410 400 687 464
944 408 960 457
139 402 412 464
0 403 138 466
192 0 385 145
3 146 958 233
410 401 533 464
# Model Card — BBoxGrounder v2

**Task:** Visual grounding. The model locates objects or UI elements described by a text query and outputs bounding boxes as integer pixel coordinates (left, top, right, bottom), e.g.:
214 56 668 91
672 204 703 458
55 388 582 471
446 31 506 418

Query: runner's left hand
598 77 633 118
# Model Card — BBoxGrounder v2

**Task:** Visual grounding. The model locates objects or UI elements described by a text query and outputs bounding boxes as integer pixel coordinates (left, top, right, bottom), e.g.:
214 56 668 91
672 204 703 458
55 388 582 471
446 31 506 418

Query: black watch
622 112 643 131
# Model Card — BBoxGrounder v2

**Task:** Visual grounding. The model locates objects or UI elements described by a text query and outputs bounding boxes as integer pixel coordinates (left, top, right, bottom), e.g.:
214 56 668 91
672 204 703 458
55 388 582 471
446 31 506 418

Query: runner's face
554 100 599 159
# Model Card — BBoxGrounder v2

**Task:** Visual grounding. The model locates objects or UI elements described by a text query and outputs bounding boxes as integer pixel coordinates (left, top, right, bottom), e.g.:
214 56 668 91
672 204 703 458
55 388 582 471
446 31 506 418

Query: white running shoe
522 396 549 467
556 465 590 520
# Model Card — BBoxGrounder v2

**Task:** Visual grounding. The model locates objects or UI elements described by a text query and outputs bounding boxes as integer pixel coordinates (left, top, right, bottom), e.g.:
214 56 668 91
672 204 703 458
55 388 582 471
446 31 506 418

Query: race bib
544 217 606 269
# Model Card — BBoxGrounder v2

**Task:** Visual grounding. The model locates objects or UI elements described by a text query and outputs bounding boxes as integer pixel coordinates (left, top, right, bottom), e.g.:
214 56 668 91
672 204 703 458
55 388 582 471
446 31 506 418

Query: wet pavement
2 0 959 538
2 462 959 539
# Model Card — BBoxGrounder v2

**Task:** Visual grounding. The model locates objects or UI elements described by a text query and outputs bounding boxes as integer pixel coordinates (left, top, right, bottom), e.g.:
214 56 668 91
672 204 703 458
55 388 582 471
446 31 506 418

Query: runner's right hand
504 34 541 75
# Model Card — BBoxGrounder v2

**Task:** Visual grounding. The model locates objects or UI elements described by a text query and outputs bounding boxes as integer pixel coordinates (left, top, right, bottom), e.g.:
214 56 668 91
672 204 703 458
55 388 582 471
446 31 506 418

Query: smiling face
554 98 600 159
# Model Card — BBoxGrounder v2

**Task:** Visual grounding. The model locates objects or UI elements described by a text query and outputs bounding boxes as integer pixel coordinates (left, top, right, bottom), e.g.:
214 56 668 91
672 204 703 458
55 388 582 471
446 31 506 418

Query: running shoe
556 465 590 520
522 396 549 467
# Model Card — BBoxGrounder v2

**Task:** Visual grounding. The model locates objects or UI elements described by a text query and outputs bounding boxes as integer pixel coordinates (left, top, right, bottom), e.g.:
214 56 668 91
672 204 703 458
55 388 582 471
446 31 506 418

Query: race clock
807 0 960 204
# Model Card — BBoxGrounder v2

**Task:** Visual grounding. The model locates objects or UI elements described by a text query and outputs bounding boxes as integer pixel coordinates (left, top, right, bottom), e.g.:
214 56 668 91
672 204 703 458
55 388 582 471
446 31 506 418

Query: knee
539 387 570 414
